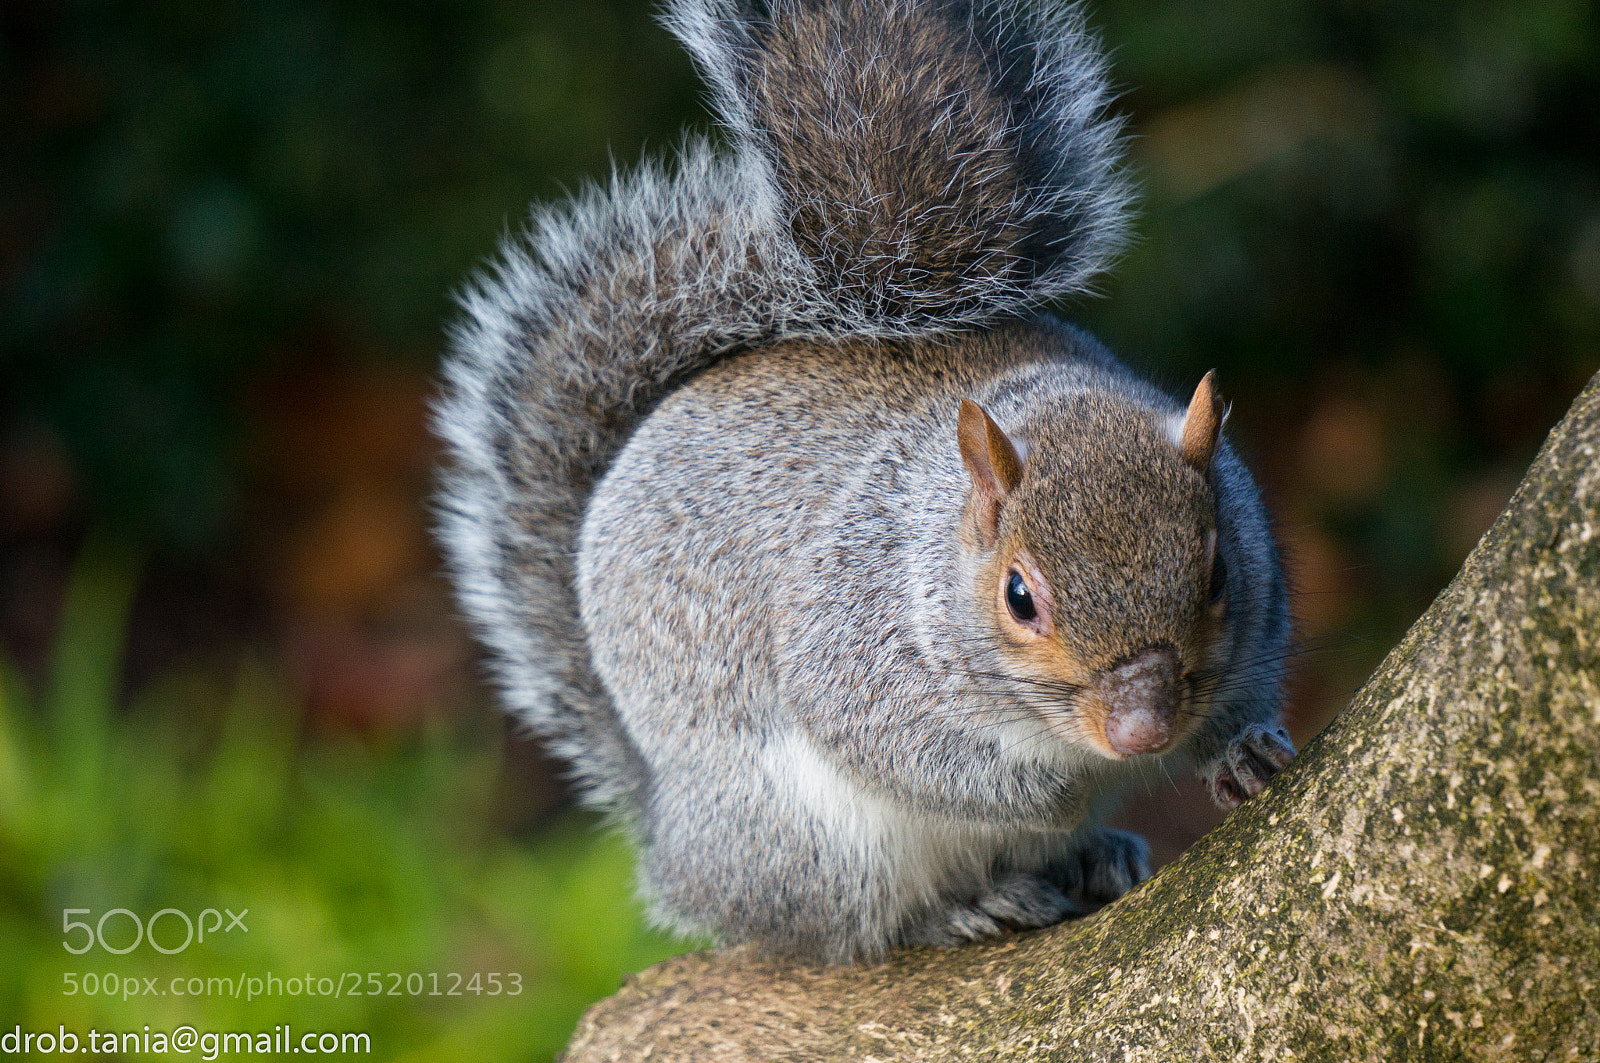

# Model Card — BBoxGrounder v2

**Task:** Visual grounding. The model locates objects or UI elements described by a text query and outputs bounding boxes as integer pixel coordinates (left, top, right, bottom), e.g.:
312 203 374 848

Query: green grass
0 540 693 1060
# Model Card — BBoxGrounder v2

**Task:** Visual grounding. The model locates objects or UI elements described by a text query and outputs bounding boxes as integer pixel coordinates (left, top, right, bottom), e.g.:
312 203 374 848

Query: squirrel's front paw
1054 827 1151 909
1202 724 1296 809
903 875 1073 947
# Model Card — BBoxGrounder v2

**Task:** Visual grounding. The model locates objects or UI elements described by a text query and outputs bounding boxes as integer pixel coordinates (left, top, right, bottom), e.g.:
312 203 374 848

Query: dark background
3 0 1597 1056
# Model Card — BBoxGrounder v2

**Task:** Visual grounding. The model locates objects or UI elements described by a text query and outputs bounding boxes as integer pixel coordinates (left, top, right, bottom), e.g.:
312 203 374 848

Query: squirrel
434 0 1296 964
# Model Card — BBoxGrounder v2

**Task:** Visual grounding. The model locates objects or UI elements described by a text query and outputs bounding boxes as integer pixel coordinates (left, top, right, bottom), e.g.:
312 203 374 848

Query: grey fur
435 0 1292 964
579 321 1290 961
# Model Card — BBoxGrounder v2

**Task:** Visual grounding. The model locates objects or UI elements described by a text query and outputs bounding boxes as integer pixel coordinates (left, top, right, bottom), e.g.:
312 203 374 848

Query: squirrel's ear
1176 370 1226 472
958 399 1024 545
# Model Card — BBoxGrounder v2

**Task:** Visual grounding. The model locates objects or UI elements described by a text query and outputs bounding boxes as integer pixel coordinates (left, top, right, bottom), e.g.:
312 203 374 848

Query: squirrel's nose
1097 646 1181 757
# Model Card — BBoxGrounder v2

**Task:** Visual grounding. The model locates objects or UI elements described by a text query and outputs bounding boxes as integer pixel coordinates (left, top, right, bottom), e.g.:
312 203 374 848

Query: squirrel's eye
1208 550 1228 605
1005 571 1037 622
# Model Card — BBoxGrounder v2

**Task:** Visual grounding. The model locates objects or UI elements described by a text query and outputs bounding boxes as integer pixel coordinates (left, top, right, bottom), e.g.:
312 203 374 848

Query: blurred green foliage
0 541 691 1061
1091 9 1600 466
3 0 704 549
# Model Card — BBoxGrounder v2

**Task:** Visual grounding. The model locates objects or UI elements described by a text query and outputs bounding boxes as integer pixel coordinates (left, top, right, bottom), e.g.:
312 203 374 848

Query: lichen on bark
563 371 1600 1063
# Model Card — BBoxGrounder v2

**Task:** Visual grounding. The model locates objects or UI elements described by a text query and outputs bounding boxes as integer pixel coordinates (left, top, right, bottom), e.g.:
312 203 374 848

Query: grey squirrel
435 0 1296 964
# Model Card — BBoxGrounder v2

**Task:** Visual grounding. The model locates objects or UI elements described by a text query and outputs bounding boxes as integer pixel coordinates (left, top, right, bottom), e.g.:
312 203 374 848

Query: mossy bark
563 371 1600 1063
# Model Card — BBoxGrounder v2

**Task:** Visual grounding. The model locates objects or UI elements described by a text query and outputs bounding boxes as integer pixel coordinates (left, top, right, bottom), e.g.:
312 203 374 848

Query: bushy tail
434 0 1129 812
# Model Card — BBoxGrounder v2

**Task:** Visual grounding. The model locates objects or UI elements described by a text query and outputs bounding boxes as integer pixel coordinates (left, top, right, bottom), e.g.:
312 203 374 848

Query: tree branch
564 371 1600 1063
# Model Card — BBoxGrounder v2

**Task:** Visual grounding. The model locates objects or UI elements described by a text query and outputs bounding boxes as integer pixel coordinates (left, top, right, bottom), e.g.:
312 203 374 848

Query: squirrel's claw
1203 725 1296 810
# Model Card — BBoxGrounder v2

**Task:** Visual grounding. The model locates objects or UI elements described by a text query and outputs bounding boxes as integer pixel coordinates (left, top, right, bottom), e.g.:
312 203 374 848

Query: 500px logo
63 908 248 955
